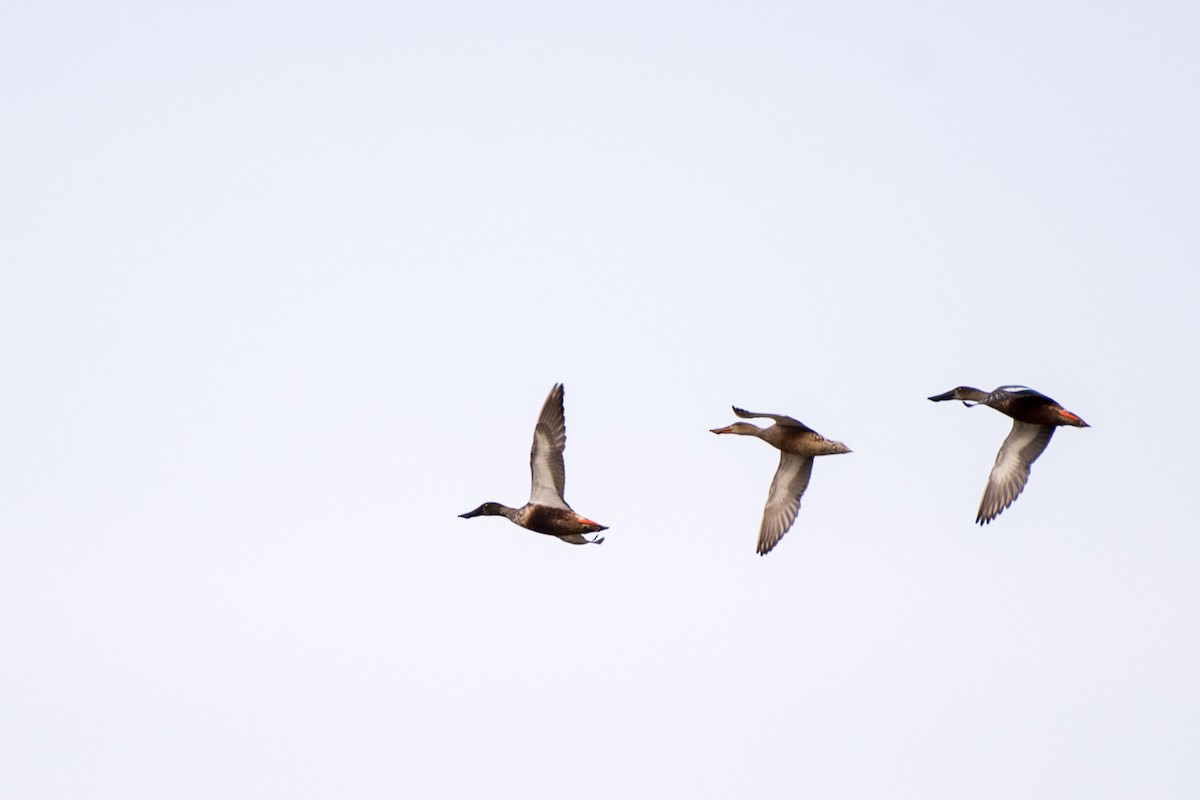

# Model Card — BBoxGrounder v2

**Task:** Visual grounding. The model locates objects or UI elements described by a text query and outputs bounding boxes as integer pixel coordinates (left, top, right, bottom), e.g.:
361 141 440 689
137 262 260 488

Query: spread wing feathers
732 407 814 432
976 421 1055 524
757 453 815 555
529 383 570 509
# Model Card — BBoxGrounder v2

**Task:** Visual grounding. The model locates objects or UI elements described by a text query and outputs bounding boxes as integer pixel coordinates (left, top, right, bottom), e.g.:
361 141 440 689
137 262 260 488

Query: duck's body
459 383 606 545
711 407 850 555
928 385 1089 524
459 501 606 544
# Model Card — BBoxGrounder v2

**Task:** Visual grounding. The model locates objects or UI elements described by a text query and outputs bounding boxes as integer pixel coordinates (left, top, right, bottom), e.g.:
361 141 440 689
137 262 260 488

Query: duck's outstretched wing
732 406 814 432
529 383 570 509
757 452 815 555
977 421 1055 524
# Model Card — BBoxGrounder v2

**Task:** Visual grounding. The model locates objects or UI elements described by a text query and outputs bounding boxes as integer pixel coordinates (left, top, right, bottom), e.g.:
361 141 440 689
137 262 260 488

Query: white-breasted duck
459 383 606 545
928 385 1089 524
711 407 851 555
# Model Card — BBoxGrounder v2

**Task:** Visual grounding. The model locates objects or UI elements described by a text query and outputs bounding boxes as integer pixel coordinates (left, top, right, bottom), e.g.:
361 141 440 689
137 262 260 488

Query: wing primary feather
757 453 814 555
528 383 570 509
976 421 1055 524
733 407 813 431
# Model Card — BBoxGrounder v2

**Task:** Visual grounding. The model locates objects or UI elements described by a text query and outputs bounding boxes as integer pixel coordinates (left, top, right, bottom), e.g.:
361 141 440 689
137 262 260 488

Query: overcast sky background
3 2 1199 798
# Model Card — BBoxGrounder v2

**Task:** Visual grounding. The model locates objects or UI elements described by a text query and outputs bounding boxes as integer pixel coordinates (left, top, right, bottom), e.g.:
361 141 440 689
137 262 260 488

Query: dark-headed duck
928 385 1089 524
460 384 606 545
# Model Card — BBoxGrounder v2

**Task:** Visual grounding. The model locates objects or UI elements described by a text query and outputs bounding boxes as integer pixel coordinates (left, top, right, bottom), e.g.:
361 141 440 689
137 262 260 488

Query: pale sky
3 2 1198 798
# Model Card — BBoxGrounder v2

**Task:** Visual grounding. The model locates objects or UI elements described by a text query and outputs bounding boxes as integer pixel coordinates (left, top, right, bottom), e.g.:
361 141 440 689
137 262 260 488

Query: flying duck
459 383 606 545
928 385 1090 524
711 407 851 555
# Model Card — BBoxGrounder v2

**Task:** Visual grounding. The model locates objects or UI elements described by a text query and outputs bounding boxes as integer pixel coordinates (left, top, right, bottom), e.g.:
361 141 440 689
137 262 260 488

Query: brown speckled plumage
711 406 850 556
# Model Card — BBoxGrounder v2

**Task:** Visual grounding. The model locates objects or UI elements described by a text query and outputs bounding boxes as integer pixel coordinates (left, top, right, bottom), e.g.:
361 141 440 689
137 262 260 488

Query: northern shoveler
711 407 850 555
459 384 607 545
928 385 1089 524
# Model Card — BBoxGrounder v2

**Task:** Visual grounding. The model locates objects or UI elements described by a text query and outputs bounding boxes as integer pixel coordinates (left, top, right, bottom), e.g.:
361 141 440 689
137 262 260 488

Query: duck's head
459 502 505 518
927 386 988 405
710 422 763 436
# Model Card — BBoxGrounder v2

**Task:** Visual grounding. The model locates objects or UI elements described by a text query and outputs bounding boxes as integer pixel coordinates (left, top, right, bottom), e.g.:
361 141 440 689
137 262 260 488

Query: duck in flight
711 407 851 555
928 385 1089 524
459 383 606 545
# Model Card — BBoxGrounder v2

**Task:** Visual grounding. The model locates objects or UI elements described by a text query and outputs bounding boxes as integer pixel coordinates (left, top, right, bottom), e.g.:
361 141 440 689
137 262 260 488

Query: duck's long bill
710 425 734 434
927 390 958 402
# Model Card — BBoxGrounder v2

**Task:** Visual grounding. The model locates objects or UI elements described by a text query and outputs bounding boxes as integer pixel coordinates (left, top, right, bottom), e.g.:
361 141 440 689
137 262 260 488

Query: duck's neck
462 502 522 522
931 386 989 404
488 503 521 521
758 424 788 447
